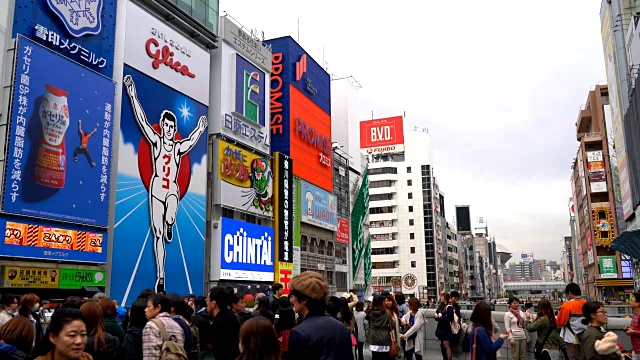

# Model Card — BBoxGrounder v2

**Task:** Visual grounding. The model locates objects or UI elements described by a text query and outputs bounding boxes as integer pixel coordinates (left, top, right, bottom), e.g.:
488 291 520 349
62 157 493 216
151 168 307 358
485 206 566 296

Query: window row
300 235 335 256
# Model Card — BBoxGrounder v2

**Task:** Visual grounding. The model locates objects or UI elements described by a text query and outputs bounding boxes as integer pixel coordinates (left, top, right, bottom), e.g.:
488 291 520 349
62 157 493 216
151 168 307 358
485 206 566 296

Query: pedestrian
251 296 275 323
396 294 409 318
190 296 211 356
62 297 84 310
0 294 18 328
99 298 124 341
142 293 185 360
581 301 621 360
383 292 401 355
231 293 251 325
400 298 428 360
123 289 155 331
0 316 34 360
32 296 86 358
167 294 192 355
35 307 91 360
114 300 128 324
326 296 341 321
206 287 241 360
274 296 295 360
18 293 42 349
504 297 526 360
235 316 280 360
449 291 462 344
252 293 266 313
435 292 454 360
80 300 119 360
338 297 354 330
556 283 587 360
525 298 563 359
353 302 367 360
119 298 147 360
366 295 394 359
287 270 352 360
469 301 508 360
625 292 640 360
270 284 284 314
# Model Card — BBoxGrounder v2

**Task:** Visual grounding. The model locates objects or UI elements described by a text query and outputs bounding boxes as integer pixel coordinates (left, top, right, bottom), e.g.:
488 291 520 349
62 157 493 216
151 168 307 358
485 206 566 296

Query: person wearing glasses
581 301 621 360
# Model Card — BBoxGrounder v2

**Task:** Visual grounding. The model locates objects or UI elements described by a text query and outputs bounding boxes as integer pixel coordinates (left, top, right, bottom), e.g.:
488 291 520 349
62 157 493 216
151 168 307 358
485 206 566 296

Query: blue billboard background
3 36 115 227
220 217 274 281
235 54 266 126
110 65 207 306
300 179 338 231
12 0 118 76
0 216 107 263
264 36 330 155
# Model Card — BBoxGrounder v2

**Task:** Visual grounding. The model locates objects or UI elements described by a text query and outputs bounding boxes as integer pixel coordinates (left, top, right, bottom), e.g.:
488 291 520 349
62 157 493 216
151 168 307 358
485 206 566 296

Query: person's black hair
195 296 207 310
129 298 148 329
272 283 284 293
581 301 604 325
634 293 640 303
257 296 273 315
138 288 155 300
565 283 581 297
450 291 460 299
161 110 177 124
148 293 171 313
326 296 341 317
395 294 406 306
338 297 352 324
230 293 244 306
167 293 187 316
470 301 493 334
380 291 391 297
508 296 520 305
289 290 326 314
355 301 364 311
0 294 17 308
62 296 84 309
48 308 84 336
275 297 296 333
371 295 385 311
208 287 230 310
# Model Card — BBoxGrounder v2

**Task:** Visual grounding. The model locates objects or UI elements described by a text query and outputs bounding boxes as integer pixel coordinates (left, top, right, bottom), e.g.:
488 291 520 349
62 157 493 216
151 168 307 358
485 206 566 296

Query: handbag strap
472 327 479 360
536 326 554 351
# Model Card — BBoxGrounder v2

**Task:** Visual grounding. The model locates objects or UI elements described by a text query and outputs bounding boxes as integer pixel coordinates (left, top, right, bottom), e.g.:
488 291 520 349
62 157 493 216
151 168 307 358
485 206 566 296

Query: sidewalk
363 347 466 360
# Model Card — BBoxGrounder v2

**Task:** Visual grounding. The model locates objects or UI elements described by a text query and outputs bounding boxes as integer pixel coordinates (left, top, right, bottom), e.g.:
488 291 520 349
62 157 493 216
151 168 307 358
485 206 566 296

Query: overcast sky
219 1 607 263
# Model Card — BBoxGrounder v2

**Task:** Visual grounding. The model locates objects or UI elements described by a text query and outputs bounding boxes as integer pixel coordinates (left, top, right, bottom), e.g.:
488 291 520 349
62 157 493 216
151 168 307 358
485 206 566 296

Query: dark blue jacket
469 327 504 360
0 343 29 360
435 304 454 340
288 312 353 360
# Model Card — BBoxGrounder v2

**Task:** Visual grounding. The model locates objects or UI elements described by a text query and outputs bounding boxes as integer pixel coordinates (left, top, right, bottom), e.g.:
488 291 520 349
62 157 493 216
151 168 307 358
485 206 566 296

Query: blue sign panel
300 180 337 231
0 216 107 263
12 0 118 76
3 36 115 227
220 217 275 282
110 65 208 306
235 54 266 126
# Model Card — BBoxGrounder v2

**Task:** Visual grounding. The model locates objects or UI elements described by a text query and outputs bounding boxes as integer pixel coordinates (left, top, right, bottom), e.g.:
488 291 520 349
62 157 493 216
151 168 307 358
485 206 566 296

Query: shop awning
594 279 634 287
610 229 640 260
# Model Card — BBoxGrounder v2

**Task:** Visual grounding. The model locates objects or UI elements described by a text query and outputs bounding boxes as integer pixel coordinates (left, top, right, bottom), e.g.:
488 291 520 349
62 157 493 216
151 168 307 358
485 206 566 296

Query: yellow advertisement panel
4 266 60 288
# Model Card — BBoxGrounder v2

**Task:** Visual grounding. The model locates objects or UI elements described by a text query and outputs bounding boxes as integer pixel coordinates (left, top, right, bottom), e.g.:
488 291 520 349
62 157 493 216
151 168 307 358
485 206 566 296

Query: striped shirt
142 313 185 360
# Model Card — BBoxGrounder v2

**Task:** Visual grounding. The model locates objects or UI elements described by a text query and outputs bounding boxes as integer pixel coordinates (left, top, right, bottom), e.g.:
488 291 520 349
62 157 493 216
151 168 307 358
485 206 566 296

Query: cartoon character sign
248 158 272 212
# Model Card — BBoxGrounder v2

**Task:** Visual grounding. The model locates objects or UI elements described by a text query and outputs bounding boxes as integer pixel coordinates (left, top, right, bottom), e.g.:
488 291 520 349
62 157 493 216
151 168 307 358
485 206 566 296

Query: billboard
336 218 350 244
1 218 106 263
217 139 273 217
599 256 618 279
2 36 115 227
12 0 118 76
220 16 271 73
266 37 333 192
351 170 369 279
455 206 471 233
360 116 405 155
273 153 293 289
219 217 274 282
3 266 60 288
59 268 105 289
587 151 607 193
300 180 337 231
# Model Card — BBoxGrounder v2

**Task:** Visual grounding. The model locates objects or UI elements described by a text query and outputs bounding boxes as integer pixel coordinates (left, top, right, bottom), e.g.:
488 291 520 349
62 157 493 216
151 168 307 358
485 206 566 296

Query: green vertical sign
351 170 369 279
59 269 106 289
599 256 618 279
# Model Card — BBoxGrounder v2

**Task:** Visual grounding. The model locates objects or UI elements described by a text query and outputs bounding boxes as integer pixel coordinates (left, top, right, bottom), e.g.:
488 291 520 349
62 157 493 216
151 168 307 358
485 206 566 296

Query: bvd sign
360 116 405 155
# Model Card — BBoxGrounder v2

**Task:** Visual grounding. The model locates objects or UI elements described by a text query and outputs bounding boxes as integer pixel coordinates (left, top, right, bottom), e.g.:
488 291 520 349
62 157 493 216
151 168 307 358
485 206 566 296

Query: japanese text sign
4 267 60 288
300 180 337 231
599 256 618 278
274 153 293 273
336 218 350 244
59 269 105 289
3 37 115 227
219 217 275 282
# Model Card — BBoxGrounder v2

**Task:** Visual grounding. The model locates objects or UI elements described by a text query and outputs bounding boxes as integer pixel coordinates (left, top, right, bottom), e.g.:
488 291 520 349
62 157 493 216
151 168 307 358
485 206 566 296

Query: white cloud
190 153 208 196
117 129 140 178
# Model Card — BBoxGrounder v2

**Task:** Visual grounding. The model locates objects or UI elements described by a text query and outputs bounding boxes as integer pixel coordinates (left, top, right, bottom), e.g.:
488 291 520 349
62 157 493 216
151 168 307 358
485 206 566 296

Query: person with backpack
190 296 210 357
142 293 186 360
504 297 527 360
556 283 587 360
167 294 192 356
435 292 454 360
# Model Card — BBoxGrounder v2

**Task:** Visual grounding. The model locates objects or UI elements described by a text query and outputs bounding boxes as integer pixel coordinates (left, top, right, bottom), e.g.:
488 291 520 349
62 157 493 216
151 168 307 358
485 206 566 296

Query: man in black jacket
205 287 240 360
288 271 352 360
191 296 211 354
270 283 284 313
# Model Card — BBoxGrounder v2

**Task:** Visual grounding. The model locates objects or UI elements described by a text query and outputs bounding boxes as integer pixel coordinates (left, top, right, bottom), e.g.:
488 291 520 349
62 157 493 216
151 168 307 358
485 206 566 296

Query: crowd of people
2 276 640 360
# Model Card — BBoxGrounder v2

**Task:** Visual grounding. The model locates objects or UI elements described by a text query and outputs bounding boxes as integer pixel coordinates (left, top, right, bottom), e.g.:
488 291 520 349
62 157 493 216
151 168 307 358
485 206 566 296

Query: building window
407 179 412 186
408 192 413 199
222 208 234 219
410 233 415 240
407 167 412 173
411 247 415 254
409 219 414 226
409 206 413 212
411 261 416 268
301 235 308 252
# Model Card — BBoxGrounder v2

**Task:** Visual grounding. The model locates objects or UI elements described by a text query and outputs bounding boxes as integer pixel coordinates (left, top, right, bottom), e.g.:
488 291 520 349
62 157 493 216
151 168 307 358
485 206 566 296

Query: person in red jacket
73 120 97 167
625 292 640 360
556 283 587 360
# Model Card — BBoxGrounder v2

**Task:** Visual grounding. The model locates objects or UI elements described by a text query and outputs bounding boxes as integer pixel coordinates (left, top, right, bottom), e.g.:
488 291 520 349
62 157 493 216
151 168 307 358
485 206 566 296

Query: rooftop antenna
297 19 300 42
371 110 373 119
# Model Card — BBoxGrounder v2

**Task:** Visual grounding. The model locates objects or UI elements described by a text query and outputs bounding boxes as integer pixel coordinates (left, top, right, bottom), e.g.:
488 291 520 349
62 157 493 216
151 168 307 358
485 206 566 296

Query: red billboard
360 116 404 155
290 86 333 192
336 218 350 244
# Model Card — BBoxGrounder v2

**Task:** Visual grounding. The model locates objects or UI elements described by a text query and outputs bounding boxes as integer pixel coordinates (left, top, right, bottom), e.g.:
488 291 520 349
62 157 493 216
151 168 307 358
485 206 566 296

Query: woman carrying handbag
366 296 398 360
469 302 509 360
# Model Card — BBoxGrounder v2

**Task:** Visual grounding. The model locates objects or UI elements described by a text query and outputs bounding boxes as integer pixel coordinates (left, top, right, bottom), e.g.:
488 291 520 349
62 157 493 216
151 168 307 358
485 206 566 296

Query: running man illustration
73 120 97 167
123 75 207 293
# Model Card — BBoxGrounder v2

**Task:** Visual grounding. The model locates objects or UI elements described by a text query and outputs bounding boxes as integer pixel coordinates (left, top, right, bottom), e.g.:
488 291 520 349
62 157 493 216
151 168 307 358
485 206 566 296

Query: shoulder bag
471 327 479 360
388 315 399 358
533 325 553 359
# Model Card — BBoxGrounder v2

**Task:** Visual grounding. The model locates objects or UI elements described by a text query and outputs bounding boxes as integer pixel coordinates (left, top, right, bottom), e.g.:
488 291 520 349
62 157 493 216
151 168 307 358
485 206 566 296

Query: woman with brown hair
525 298 563 359
0 316 35 359
236 316 280 360
98 298 124 341
79 301 119 360
18 293 42 348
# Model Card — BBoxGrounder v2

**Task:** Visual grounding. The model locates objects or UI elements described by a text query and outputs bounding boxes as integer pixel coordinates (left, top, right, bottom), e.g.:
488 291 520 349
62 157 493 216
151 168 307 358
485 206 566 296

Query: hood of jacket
368 308 390 328
0 343 29 360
